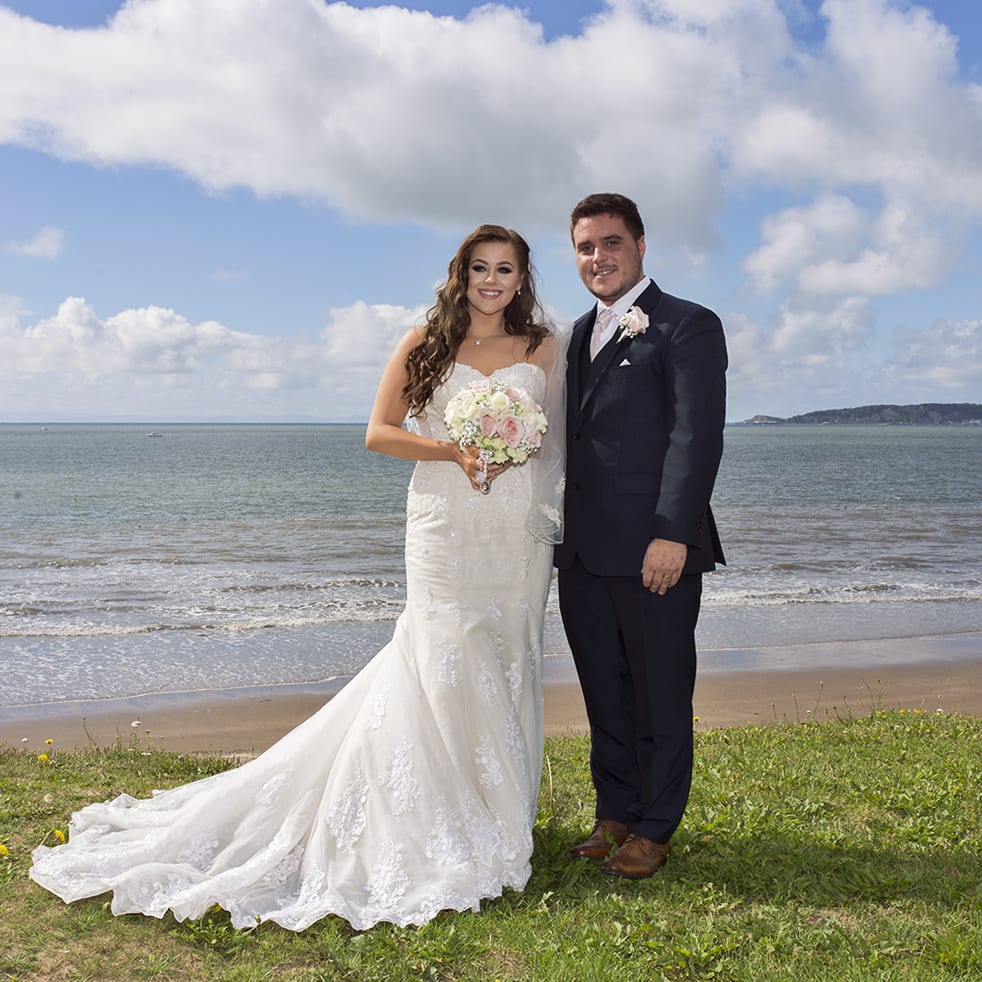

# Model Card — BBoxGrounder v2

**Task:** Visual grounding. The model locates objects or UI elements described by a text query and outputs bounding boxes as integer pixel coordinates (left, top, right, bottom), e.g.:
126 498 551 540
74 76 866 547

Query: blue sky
2 0 980 422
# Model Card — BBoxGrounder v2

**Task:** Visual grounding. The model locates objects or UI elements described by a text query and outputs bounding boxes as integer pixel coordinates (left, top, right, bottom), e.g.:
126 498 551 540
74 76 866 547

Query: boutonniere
617 306 649 342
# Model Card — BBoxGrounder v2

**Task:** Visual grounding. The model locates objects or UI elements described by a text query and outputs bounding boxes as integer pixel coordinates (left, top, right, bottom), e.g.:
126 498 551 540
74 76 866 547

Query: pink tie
590 308 617 360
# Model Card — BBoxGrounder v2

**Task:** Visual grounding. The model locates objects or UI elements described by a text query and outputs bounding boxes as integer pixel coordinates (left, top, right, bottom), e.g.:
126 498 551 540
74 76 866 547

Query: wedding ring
475 469 487 485
479 482 490 494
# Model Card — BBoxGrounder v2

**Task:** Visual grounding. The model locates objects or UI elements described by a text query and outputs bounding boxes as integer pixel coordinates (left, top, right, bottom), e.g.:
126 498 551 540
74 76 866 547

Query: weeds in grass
171 905 260 954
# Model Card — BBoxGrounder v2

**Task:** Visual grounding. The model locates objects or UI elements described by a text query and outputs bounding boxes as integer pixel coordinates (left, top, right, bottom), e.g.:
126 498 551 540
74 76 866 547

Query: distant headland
736 403 982 426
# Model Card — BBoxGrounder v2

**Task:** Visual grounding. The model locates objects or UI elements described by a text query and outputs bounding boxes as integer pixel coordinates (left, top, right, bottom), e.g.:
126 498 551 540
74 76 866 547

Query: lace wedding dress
31 362 556 932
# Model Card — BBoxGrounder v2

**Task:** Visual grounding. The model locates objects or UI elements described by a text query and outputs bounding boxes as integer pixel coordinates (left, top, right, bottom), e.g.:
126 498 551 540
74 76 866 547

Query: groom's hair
570 193 645 243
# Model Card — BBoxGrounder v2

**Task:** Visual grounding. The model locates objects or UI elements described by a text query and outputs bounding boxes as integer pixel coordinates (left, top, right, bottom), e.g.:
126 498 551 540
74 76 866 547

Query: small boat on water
147 432 163 438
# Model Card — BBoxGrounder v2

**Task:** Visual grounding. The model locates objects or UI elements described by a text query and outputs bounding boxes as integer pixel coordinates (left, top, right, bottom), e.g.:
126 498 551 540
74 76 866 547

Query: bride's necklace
468 332 508 346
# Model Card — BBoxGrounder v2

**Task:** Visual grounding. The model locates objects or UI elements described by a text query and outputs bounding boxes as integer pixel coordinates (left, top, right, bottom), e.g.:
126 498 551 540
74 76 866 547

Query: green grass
2 711 980 980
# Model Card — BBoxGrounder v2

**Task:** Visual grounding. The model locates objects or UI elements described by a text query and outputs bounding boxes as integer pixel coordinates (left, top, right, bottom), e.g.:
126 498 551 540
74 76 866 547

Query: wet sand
3 635 980 755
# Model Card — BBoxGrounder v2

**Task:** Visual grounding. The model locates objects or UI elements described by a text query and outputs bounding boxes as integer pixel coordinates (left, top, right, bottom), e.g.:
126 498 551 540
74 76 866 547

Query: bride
30 225 566 932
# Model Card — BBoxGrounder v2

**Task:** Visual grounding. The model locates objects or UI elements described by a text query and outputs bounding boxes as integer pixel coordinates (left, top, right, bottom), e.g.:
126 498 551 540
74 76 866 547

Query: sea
1 423 980 710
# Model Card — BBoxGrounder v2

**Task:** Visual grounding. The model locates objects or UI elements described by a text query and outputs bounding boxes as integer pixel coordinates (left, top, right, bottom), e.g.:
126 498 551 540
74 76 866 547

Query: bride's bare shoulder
526 330 564 369
405 325 428 347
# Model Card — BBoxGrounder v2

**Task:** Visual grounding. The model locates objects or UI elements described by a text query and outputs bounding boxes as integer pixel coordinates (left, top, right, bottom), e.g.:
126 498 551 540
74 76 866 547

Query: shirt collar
596 276 651 320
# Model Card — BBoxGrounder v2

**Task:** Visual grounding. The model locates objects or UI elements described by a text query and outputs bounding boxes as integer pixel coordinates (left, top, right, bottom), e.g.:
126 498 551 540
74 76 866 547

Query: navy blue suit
556 280 726 843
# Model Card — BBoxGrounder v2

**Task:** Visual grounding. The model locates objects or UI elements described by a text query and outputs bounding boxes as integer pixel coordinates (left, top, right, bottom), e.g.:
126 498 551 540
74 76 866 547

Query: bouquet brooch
444 378 548 494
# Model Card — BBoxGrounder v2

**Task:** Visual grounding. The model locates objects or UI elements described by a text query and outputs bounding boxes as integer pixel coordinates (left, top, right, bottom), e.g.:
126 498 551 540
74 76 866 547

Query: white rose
488 390 511 412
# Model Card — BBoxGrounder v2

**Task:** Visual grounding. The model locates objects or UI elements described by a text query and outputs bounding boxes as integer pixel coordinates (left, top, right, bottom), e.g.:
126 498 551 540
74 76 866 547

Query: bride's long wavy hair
402 225 549 415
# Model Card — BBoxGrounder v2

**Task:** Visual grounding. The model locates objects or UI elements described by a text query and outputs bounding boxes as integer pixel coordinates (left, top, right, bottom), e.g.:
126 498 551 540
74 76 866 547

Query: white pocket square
618 358 631 366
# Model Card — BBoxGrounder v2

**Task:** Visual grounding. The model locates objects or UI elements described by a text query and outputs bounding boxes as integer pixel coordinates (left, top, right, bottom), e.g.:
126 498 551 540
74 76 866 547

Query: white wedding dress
31 362 556 932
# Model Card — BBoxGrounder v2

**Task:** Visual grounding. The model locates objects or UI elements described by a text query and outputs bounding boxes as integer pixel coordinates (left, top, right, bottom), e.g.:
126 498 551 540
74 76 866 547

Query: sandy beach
2 634 980 756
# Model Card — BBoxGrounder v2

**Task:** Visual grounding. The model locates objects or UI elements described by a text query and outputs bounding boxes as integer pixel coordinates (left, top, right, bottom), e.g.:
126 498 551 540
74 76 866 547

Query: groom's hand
641 538 687 595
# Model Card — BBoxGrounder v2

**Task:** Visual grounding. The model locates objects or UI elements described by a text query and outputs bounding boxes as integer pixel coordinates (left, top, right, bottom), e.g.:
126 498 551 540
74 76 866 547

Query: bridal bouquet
444 378 548 466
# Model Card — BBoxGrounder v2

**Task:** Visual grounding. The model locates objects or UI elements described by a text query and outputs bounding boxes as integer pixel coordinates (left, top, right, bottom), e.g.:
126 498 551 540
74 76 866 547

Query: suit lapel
567 312 593 416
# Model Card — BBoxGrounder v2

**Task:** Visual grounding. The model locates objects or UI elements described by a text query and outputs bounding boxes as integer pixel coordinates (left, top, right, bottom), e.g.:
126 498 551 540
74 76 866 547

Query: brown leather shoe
601 834 671 879
569 819 629 861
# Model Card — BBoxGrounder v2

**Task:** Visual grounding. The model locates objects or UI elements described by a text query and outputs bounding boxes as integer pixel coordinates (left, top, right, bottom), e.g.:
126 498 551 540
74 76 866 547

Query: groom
556 192 727 878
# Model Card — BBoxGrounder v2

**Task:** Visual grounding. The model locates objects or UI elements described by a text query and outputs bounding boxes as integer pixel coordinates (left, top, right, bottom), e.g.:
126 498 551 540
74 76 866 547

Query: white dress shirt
590 276 652 359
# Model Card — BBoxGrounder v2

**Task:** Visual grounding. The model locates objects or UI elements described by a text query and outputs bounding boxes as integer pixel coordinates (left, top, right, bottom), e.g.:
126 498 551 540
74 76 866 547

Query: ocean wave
746 556 938 574
4 586 978 638
26 557 110 569
220 577 403 593
0 603 409 639
704 584 981 608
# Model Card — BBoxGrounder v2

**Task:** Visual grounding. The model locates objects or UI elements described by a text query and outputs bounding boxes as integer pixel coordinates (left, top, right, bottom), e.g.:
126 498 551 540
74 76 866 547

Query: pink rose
480 414 498 437
499 415 523 448
525 427 542 449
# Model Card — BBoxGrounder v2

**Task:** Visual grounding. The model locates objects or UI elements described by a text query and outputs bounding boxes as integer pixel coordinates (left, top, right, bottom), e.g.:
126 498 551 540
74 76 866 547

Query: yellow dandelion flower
37 753 49 762
0 843 9 856
54 829 66 843
45 738 54 745
692 716 701 722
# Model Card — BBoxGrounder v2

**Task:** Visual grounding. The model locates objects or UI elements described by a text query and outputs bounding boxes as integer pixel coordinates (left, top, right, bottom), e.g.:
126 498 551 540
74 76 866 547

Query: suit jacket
555 280 727 576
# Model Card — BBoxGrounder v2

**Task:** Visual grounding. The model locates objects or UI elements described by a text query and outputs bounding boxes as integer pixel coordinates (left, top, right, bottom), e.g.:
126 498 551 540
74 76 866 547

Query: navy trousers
559 557 702 843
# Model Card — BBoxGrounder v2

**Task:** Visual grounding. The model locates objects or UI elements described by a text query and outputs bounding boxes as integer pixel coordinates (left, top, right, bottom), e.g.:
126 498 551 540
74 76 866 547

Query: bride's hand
456 446 508 490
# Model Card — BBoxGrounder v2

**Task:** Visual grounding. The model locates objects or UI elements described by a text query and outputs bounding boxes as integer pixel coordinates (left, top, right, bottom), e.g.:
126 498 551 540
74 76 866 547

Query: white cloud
6 226 64 258
744 195 868 293
1 1 980 421
0 0 978 258
887 318 982 390
0 0 781 252
313 300 429 409
770 295 872 359
724 296 875 417
3 290 977 423
2 295 425 420
724 300 982 420
745 197 954 296
798 201 955 295
730 0 982 208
